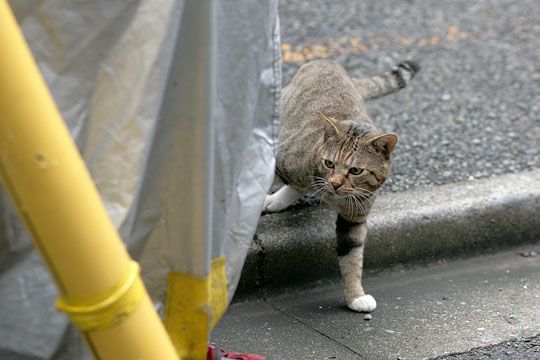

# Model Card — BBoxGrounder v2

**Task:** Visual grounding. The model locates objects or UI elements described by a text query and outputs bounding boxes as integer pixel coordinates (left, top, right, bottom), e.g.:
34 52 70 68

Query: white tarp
0 1 280 358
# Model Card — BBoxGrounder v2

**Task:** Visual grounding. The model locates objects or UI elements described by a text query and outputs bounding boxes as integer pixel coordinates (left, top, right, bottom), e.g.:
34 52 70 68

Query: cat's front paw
262 194 288 213
262 185 303 213
348 295 377 313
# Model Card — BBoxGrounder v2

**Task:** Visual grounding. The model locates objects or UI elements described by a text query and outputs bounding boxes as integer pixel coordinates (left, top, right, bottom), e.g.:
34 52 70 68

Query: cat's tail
352 61 420 101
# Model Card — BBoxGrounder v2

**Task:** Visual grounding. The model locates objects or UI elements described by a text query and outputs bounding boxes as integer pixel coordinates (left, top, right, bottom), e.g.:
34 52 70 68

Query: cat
263 59 419 312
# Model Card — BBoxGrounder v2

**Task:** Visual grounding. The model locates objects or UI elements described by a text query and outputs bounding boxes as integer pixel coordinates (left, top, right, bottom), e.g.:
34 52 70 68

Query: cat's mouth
330 187 374 201
329 188 351 198
332 188 345 196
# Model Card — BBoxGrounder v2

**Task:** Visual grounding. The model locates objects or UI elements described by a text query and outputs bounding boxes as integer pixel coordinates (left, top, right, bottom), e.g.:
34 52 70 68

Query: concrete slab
237 170 540 294
213 244 540 359
210 299 361 359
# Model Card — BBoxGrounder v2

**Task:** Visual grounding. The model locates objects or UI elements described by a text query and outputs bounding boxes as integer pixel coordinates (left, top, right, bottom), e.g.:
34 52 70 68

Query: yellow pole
0 2 179 359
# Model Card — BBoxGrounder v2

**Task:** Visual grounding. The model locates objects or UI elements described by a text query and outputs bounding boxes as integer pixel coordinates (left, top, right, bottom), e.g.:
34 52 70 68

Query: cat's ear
368 133 398 154
316 112 341 136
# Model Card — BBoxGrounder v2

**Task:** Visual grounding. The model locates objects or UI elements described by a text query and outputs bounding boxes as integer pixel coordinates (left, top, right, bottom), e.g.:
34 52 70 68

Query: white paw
262 194 288 213
348 295 377 313
262 186 303 213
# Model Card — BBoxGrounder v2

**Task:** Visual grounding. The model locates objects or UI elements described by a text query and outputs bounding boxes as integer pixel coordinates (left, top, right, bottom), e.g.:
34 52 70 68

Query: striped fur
265 59 419 312
352 61 420 101
336 215 365 256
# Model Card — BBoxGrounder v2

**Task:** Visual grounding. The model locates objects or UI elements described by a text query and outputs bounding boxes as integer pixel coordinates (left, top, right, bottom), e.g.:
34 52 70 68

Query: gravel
278 0 539 192
435 335 540 359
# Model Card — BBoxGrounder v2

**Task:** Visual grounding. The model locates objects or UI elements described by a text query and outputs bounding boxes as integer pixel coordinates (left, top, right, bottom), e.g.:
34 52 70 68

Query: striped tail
352 61 420 101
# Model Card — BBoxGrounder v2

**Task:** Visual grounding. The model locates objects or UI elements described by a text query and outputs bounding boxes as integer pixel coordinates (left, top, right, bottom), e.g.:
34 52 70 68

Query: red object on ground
207 345 266 360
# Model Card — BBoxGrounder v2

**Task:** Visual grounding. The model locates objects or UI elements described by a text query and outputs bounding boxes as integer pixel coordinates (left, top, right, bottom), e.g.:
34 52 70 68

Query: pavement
217 169 540 359
237 170 540 294
211 1 540 358
212 245 540 359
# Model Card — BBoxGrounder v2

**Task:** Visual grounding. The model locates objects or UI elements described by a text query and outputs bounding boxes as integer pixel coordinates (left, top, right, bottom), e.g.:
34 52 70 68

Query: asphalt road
278 0 539 192
438 335 540 359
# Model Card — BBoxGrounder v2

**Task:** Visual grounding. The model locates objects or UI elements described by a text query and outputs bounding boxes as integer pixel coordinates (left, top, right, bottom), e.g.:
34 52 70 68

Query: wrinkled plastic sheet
0 0 280 358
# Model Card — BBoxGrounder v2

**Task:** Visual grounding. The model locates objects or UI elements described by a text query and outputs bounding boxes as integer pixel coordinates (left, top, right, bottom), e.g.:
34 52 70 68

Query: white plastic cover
0 1 280 358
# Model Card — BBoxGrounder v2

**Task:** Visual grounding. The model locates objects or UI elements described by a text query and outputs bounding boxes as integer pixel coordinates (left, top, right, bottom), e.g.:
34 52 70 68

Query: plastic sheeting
0 0 280 358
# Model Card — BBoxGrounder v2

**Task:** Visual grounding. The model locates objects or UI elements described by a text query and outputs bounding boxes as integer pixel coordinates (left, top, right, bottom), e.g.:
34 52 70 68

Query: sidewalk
211 245 540 359
213 169 540 359
237 170 540 295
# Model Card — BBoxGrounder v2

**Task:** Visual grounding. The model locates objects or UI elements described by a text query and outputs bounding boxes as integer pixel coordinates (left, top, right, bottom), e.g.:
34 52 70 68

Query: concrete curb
236 169 540 296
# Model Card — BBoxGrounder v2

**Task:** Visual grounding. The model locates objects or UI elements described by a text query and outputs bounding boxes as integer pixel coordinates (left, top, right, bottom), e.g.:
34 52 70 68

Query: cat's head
313 112 397 200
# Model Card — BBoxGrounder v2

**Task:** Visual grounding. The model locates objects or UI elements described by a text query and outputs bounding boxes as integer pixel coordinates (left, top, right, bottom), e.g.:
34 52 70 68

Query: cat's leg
263 185 303 213
336 214 376 312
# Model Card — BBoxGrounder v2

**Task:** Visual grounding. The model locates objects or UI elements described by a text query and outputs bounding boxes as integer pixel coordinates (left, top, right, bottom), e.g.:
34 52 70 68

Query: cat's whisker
306 177 328 190
354 188 375 197
353 194 369 203
349 196 358 215
308 184 329 200
353 191 373 203
339 187 373 199
317 189 330 203
305 180 327 194
351 194 369 216
311 189 325 199
306 178 323 186
351 195 361 214
351 198 358 218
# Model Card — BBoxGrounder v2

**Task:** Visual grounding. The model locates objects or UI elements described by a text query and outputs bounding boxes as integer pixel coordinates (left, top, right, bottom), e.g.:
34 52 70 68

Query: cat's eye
349 167 363 175
324 159 335 169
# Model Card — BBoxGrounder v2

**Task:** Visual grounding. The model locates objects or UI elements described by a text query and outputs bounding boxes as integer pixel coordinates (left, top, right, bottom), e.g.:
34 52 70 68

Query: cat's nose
330 180 342 190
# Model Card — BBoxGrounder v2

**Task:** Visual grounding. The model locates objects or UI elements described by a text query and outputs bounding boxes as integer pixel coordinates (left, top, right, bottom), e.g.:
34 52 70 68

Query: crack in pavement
253 234 269 301
268 302 365 359
253 233 364 357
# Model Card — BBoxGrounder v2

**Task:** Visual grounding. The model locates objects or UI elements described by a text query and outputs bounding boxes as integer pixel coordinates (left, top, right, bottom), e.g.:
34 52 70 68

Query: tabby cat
264 59 419 312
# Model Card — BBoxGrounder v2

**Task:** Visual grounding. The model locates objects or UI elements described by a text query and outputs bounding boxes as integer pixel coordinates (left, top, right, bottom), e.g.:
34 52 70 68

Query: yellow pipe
0 1 179 358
